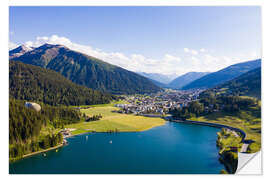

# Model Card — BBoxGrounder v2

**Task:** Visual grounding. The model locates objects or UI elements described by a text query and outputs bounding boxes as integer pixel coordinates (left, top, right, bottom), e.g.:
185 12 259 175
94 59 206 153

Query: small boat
86 136 88 140
43 153 46 157
55 149 58 152
109 140 112 144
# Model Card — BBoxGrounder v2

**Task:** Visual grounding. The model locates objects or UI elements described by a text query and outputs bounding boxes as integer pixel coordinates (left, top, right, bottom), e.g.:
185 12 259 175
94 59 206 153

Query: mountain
9 45 33 59
9 60 114 106
149 78 168 88
168 72 210 89
182 59 261 90
10 44 162 94
137 72 177 84
212 67 261 99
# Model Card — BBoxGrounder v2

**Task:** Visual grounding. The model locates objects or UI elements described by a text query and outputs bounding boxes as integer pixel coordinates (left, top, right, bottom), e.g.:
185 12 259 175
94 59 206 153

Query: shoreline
67 121 167 138
10 143 64 163
66 115 167 137
11 119 166 163
167 118 246 142
10 119 241 173
11 117 246 167
23 143 64 158
167 117 247 174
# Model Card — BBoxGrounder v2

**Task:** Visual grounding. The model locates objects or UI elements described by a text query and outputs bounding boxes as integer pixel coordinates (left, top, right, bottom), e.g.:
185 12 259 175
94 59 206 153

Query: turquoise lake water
9 122 225 174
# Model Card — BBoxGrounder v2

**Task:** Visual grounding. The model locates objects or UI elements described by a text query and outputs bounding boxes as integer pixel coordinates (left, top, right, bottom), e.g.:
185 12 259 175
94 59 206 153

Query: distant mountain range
137 71 210 89
9 60 114 106
148 78 168 88
10 44 161 94
137 72 177 84
168 72 210 89
182 59 261 90
212 67 261 99
9 44 261 96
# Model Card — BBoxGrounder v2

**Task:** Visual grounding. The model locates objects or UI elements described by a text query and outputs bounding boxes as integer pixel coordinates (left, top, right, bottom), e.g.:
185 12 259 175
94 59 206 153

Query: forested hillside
11 44 161 94
9 61 113 106
211 67 261 99
9 99 83 161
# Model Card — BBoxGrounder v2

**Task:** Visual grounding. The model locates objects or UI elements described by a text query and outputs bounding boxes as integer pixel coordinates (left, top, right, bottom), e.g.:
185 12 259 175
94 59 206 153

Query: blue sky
9 6 261 75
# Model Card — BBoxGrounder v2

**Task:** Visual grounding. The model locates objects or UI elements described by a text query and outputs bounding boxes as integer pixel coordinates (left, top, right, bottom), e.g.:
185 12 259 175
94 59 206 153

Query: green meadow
65 105 165 135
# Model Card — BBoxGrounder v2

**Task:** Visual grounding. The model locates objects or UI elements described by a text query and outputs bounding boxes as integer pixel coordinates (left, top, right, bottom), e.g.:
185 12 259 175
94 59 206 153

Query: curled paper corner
236 151 262 174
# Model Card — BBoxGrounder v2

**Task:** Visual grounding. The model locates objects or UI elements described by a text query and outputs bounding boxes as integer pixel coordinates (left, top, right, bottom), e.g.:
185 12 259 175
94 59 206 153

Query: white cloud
200 48 206 53
190 56 199 67
21 35 261 76
184 48 189 53
251 51 258 58
164 54 181 62
184 48 198 55
191 50 198 55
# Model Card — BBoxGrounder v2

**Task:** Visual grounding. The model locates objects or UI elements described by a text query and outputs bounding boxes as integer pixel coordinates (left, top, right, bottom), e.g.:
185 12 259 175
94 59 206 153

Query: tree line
9 133 63 160
85 114 103 122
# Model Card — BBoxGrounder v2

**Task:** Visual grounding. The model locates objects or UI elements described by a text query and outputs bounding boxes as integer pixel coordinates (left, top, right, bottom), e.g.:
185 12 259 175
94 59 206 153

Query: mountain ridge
9 45 33 59
10 44 162 95
182 59 261 90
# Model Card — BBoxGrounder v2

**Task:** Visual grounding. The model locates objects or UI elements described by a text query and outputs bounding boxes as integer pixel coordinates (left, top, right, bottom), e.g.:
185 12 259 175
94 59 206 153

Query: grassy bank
65 106 166 135
189 109 261 153
216 129 242 174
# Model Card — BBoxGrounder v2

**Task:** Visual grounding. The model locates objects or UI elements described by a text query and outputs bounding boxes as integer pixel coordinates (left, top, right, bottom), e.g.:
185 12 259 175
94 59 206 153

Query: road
240 143 249 153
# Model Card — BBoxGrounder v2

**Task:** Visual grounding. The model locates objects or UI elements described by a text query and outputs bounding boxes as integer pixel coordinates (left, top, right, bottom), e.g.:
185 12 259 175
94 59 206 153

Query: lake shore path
22 143 64 159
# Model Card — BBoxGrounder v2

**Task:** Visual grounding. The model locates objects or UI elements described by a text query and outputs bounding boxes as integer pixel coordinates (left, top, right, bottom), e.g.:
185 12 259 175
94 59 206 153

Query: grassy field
65 105 165 135
189 109 261 153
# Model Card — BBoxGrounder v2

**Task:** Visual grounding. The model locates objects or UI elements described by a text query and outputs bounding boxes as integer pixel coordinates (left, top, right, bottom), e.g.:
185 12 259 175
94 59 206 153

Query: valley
8 6 262 175
9 44 262 174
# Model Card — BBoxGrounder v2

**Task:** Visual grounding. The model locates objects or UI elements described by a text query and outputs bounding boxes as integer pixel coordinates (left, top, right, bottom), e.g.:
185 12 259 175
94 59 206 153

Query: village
115 89 204 116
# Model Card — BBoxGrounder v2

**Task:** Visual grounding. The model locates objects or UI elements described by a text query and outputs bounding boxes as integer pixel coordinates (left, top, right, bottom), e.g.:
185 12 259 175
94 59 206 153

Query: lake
9 122 225 174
